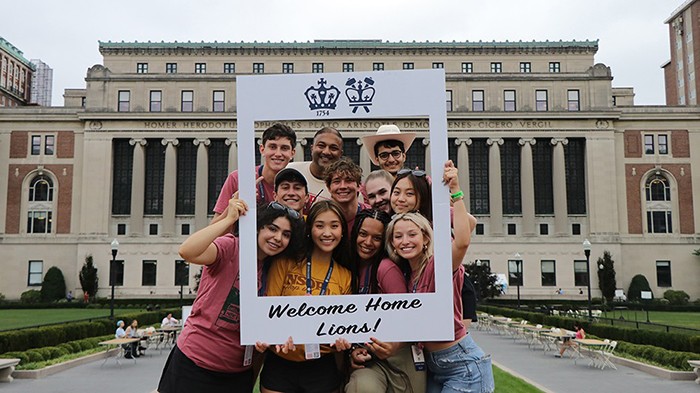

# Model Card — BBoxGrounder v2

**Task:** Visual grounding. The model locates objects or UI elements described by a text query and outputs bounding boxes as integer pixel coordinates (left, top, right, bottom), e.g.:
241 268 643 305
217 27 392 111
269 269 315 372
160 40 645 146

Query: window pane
658 135 668 154
31 136 41 155
44 135 55 155
656 260 671 287
175 260 190 286
541 260 556 286
142 260 157 286
573 260 588 286
508 260 523 286
644 135 654 154
28 260 43 285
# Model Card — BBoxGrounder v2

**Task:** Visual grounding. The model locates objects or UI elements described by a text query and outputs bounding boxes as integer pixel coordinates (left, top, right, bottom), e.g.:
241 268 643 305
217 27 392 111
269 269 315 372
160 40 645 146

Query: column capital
454 138 472 146
129 138 147 146
194 138 211 146
299 139 308 146
422 138 430 146
550 138 569 146
519 138 537 146
486 138 504 146
161 138 179 146
224 138 235 146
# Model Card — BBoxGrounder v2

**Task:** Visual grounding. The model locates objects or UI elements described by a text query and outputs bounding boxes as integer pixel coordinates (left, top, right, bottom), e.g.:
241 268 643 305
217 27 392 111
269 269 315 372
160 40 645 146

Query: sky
3 0 678 106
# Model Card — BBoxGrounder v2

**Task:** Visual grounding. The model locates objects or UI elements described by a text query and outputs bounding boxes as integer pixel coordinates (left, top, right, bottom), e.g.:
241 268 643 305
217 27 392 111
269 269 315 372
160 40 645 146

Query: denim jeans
425 334 495 393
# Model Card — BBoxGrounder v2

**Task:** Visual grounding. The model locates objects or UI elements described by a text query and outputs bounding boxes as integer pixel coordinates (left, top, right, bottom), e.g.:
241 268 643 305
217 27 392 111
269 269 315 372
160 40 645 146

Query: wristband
450 190 464 200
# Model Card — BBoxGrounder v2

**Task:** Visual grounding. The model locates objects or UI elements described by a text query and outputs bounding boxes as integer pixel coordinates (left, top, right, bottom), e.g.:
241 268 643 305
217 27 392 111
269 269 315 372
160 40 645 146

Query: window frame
282 63 294 74
490 62 502 73
44 135 55 155
343 63 355 72
223 63 235 74
402 62 414 70
520 62 531 73
508 260 523 286
432 62 444 69
166 63 177 74
149 90 162 112
175 259 190 286
541 260 556 286
118 90 130 112
658 134 669 154
31 135 41 155
28 260 43 286
213 90 225 112
462 62 473 73
472 90 485 112
573 260 588 287
567 89 580 111
373 62 384 71
655 260 672 287
549 62 561 73
111 259 125 286
142 260 157 286
312 63 324 73
136 63 148 74
194 63 206 74
181 90 194 112
504 90 516 112
535 90 548 111
253 63 264 74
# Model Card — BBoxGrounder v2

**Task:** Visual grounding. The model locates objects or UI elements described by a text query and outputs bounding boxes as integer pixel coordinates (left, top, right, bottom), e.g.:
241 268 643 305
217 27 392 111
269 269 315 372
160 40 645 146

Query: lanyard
306 254 334 295
257 165 267 204
258 260 269 297
359 265 371 294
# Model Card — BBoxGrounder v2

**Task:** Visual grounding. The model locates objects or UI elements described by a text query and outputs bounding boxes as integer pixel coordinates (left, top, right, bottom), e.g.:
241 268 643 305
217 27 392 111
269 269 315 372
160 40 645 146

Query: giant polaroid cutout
238 69 451 345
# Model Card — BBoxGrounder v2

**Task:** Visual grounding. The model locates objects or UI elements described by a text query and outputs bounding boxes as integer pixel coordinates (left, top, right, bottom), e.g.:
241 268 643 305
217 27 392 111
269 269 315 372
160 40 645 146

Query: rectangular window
181 91 193 112
549 62 561 73
343 63 354 72
195 63 206 74
44 135 55 155
445 90 453 112
535 90 548 111
118 90 130 112
658 135 668 154
223 63 235 74
644 135 654 154
507 223 516 235
142 260 157 286
181 223 190 235
656 260 671 287
136 63 148 73
504 90 516 111
149 223 158 235
31 135 41 155
213 91 225 112
472 90 484 111
647 211 673 233
539 223 549 235
253 63 264 74
111 260 124 286
475 223 484 235
541 260 556 286
312 63 324 73
166 63 177 73
508 260 523 286
282 63 294 74
432 62 444 69
572 223 581 235
117 223 126 235
567 90 580 111
490 62 502 73
520 62 531 73
574 260 588 286
149 90 162 112
175 260 189 286
373 62 384 71
462 62 473 73
402 62 414 70
27 211 52 233
28 260 43 286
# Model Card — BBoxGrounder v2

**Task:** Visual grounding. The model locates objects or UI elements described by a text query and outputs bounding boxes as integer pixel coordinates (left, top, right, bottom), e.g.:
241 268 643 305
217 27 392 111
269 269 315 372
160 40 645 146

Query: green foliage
24 349 45 363
693 248 700 257
627 274 653 301
596 251 617 302
40 267 67 303
79 255 99 300
193 266 203 293
617 341 696 371
465 261 502 300
0 351 29 364
664 290 690 305
20 290 42 304
0 293 5 303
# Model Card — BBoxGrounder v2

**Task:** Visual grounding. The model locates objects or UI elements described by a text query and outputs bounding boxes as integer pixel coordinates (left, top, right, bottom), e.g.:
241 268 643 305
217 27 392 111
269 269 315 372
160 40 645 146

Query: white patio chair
597 341 618 370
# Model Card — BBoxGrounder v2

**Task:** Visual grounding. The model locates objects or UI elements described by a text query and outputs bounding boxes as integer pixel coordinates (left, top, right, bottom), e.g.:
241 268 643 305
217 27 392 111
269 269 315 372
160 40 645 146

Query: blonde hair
385 212 433 286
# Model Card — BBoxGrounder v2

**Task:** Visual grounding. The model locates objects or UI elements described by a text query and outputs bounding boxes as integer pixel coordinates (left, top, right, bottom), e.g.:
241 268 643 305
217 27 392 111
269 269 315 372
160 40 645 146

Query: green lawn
493 365 544 393
601 309 700 330
0 308 136 330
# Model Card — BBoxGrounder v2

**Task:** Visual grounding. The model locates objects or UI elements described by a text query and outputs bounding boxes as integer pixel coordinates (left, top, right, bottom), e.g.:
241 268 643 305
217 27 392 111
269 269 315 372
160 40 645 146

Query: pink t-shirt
358 258 408 294
213 165 275 214
177 234 252 373
412 256 467 341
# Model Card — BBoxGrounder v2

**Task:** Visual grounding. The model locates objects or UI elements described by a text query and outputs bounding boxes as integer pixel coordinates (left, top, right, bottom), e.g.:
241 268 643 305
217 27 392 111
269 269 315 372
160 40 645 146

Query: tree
693 249 700 257
464 262 502 301
79 255 99 301
40 266 66 302
596 251 617 302
627 274 653 301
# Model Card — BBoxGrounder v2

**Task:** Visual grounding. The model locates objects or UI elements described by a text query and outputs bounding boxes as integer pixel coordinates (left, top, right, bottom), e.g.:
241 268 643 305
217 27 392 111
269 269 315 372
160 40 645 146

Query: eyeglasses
396 169 426 177
377 150 403 161
268 201 301 220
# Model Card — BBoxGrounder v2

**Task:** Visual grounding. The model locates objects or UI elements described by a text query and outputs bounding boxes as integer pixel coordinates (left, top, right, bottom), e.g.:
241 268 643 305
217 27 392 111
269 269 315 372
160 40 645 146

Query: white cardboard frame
237 69 451 344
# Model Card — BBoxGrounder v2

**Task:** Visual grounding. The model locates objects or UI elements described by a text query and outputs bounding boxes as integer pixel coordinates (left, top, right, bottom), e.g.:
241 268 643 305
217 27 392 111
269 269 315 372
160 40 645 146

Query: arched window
26 174 55 234
644 173 673 234
29 175 53 201
645 174 670 201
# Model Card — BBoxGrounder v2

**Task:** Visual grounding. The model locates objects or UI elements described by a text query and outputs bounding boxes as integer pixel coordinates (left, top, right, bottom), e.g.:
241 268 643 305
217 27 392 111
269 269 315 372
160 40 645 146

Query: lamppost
513 252 522 309
110 239 119 320
583 239 592 321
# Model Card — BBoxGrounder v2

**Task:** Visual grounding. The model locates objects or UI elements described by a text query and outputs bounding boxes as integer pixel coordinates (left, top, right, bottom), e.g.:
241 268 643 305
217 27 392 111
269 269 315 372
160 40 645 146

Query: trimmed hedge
478 305 700 354
0 335 111 367
617 341 696 371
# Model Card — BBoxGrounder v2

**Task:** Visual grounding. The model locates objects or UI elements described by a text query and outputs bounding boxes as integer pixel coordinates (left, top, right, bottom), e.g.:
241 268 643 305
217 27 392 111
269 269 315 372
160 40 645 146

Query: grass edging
493 360 551 393
13 348 116 379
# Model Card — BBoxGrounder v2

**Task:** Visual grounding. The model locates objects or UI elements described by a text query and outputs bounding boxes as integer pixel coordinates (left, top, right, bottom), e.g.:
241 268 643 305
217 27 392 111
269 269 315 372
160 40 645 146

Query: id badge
305 343 321 359
411 344 426 371
243 345 254 367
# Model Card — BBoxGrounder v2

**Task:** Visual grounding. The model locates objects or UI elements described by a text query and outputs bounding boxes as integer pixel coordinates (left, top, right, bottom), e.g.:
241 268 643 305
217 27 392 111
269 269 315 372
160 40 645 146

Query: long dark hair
257 203 305 262
304 200 353 286
350 209 391 294
391 170 432 222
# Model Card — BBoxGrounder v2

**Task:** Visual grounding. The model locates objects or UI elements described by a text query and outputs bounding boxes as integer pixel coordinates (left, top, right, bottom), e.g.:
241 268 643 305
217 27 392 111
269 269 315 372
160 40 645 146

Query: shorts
261 352 340 393
157 344 254 393
425 334 495 393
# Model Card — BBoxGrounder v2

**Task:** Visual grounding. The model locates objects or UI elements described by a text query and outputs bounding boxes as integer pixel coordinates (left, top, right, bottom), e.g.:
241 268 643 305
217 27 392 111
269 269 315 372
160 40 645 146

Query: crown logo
345 77 375 113
304 78 341 110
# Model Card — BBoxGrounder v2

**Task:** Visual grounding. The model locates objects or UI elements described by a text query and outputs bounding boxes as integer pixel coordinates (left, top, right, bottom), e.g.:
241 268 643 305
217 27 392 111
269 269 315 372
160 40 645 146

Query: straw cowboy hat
361 125 416 166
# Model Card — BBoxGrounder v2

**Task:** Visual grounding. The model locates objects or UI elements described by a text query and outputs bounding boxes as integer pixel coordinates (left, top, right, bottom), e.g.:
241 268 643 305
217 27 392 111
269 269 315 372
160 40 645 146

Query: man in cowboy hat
361 124 416 176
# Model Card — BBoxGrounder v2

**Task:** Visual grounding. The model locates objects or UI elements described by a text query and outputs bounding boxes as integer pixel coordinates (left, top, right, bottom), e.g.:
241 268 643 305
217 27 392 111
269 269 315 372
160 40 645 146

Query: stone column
226 138 237 174
456 138 471 210
161 138 179 237
195 139 210 230
129 138 147 237
551 138 569 236
423 138 431 173
294 139 306 163
487 138 504 235
519 138 536 236
358 139 371 181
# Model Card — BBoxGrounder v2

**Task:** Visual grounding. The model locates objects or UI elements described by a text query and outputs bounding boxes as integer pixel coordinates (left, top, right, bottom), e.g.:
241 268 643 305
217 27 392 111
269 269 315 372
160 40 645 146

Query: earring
423 244 428 251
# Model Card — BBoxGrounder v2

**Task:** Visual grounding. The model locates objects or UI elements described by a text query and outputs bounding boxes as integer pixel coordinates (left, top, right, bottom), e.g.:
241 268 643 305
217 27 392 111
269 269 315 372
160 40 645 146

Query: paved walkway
470 328 699 393
2 331 698 393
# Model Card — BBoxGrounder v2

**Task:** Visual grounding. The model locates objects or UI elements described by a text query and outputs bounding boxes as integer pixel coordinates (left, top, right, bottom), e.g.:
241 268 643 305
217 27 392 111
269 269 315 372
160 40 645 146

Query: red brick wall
10 131 28 158
671 130 690 157
5 164 73 234
56 131 74 159
624 131 642 158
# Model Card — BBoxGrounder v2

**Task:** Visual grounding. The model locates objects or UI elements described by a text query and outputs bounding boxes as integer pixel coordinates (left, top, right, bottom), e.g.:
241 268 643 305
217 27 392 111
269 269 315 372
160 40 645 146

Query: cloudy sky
4 0 677 106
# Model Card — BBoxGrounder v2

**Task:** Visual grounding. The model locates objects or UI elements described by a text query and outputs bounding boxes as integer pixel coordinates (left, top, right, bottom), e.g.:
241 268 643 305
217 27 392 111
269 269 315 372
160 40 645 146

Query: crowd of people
156 123 495 393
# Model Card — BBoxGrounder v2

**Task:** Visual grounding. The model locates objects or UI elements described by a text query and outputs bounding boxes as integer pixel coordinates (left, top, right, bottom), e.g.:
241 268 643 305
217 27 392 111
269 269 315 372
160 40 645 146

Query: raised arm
179 198 248 265
443 161 477 271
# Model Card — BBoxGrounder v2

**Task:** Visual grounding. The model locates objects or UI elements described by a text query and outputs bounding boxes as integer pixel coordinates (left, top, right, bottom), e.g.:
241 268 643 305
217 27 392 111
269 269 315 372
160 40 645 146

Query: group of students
115 319 147 359
156 123 495 393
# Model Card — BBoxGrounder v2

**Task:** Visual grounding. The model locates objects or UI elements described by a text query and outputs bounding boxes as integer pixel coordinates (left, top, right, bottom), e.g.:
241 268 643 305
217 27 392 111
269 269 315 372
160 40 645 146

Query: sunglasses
268 201 301 220
377 150 403 161
397 168 426 177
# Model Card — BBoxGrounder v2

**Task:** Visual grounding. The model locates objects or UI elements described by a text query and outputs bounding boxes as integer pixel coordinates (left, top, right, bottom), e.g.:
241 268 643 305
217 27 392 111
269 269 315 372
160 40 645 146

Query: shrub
663 290 690 305
627 274 653 301
79 254 99 301
596 251 617 302
20 289 42 304
41 267 67 303
24 349 44 363
68 342 81 352
0 351 29 364
0 293 5 303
